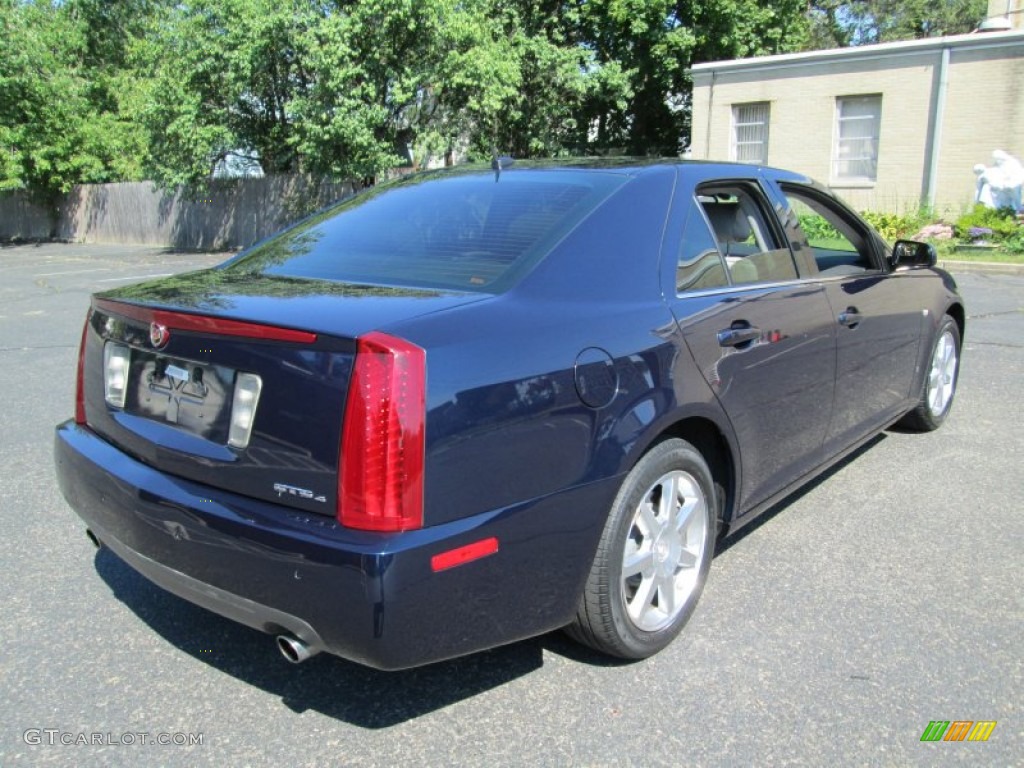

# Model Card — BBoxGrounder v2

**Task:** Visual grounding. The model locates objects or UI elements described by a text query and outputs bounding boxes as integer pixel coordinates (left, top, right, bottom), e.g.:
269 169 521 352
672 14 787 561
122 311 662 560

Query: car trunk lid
80 272 484 516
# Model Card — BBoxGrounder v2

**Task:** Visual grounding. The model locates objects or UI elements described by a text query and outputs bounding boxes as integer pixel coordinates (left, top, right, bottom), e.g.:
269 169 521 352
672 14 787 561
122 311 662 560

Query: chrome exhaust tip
276 634 315 664
85 529 102 549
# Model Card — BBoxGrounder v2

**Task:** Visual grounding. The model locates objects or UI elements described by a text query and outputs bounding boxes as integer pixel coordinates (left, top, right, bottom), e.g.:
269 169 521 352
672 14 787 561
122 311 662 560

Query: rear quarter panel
383 167 727 528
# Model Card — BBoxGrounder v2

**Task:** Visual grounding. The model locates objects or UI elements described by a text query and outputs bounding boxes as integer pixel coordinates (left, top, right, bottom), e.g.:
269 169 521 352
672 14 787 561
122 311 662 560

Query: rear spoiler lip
92 298 318 345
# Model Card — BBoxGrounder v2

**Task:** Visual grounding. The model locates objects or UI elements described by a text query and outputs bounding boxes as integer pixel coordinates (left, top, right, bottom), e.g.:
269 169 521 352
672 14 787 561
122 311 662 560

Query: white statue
992 150 1023 212
973 164 996 208
975 150 1024 211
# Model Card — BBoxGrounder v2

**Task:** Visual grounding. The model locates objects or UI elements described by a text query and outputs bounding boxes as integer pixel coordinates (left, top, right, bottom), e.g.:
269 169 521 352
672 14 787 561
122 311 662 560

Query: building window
731 102 770 164
833 95 881 181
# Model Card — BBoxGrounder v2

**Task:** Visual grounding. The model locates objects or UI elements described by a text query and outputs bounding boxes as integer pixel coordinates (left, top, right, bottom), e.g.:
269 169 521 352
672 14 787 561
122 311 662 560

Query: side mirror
891 239 937 269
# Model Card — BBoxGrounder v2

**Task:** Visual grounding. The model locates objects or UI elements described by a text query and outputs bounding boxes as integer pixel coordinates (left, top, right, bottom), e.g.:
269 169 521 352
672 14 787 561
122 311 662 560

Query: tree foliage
0 0 149 198
1 0 989 194
132 0 322 186
804 0 987 47
577 0 810 155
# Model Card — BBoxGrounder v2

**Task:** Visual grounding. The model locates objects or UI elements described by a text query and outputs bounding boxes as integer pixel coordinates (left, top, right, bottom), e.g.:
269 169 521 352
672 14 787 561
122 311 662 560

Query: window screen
732 102 770 165
834 95 881 181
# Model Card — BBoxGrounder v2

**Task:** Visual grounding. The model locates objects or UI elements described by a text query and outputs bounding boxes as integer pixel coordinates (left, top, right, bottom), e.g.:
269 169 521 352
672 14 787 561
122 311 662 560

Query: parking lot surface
0 243 1020 766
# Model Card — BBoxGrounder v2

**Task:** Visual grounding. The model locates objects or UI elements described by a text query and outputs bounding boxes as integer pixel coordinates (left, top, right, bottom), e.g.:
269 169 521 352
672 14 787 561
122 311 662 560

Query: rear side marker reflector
431 538 499 572
93 299 317 344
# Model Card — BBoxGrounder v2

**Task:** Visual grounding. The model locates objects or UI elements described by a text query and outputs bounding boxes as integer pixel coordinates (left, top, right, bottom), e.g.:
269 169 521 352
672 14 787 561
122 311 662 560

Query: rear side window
226 170 625 292
698 185 798 285
676 204 728 293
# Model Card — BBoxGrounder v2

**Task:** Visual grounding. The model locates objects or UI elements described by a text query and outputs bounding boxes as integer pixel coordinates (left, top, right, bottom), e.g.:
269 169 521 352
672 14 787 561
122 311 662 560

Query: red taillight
339 332 425 532
74 310 92 425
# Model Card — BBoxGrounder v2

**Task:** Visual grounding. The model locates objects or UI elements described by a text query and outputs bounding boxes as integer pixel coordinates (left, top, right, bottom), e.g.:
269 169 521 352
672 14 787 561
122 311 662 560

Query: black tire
899 315 961 432
566 438 716 659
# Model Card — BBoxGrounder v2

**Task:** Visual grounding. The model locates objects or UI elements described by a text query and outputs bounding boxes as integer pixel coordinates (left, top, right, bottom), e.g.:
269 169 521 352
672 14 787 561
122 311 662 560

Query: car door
664 176 836 513
767 181 924 455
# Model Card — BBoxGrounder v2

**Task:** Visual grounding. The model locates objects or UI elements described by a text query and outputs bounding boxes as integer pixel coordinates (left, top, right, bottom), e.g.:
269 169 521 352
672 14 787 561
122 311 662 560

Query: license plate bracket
126 352 234 441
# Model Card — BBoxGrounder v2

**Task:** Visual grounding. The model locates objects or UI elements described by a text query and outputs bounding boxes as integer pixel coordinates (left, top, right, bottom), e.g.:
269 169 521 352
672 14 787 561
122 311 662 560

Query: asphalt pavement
0 243 1020 767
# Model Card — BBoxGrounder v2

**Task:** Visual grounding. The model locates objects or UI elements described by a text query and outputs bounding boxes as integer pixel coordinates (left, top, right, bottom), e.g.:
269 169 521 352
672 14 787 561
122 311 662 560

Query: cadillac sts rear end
54 165 647 669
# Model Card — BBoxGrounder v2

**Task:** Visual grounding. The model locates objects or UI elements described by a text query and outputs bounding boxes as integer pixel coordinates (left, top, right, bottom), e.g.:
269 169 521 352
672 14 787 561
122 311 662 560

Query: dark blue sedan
55 160 964 669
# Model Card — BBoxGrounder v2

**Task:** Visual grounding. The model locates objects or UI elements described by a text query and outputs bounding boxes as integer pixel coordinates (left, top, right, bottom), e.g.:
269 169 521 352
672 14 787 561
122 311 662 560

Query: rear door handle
717 324 762 348
838 307 863 328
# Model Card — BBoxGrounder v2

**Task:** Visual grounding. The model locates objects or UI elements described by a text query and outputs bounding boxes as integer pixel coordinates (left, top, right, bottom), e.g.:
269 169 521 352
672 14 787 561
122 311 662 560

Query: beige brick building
689 28 1024 215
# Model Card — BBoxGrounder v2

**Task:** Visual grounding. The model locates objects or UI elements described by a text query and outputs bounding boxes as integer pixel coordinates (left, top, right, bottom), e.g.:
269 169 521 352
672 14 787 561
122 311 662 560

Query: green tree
291 0 500 177
453 1 613 159
136 0 531 183
579 0 808 155
2 0 817 193
292 0 606 172
0 0 149 198
805 0 988 47
132 0 324 187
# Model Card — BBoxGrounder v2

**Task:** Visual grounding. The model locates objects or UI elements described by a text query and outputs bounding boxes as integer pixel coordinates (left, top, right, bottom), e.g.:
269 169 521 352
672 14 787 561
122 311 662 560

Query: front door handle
717 324 762 348
838 307 863 328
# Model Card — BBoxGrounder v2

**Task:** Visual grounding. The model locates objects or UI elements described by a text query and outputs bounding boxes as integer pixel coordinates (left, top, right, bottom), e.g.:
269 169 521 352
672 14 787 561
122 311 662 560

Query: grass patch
936 243 1024 264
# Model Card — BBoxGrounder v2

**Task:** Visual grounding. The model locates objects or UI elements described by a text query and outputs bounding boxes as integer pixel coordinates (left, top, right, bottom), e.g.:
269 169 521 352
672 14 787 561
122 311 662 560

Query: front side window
777 183 878 276
731 102 770 165
833 95 881 182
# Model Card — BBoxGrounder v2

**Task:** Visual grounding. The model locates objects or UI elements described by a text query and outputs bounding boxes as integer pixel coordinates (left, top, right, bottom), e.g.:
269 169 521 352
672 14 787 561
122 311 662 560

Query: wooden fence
0 175 357 250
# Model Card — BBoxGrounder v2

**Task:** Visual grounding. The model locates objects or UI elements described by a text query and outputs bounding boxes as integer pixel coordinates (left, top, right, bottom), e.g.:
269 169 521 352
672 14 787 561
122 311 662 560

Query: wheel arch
945 301 965 342
641 415 739 536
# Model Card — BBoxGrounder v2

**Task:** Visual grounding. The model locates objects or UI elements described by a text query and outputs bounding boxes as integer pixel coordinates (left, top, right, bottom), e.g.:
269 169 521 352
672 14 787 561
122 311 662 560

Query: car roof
397 157 814 185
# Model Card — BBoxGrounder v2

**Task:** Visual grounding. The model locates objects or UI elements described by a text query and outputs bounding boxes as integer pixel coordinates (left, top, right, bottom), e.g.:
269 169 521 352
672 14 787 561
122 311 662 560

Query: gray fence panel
0 192 55 241
1 176 356 250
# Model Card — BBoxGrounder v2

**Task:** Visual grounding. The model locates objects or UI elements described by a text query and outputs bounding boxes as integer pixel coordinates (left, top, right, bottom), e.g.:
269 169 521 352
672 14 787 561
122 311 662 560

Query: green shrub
797 213 841 243
860 210 930 241
953 204 1020 241
1003 228 1024 254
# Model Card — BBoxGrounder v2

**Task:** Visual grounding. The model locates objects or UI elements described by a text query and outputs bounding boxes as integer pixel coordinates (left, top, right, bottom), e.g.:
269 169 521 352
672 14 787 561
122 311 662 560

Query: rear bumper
55 421 612 670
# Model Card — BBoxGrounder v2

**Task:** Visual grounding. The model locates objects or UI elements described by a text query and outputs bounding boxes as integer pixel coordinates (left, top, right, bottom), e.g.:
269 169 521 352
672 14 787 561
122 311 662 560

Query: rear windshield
224 170 626 292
